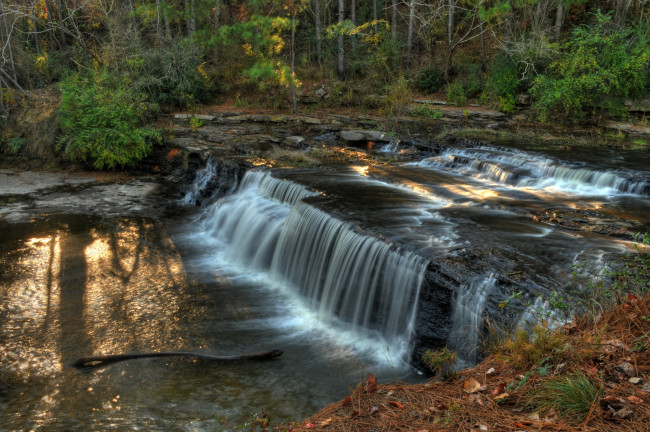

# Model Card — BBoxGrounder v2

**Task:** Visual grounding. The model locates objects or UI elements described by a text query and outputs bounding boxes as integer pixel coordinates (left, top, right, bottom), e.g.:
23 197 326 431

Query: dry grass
279 295 650 432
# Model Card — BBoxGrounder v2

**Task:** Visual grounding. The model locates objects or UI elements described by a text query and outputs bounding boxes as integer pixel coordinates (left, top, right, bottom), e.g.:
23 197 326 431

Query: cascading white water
201 170 429 358
181 157 240 206
448 274 496 365
417 146 649 196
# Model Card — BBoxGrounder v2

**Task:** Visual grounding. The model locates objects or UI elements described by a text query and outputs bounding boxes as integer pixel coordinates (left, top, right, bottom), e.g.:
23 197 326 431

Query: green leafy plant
411 104 444 119
485 54 521 113
189 116 205 130
422 346 457 375
446 82 467 106
530 12 650 121
416 67 445 94
528 373 602 423
58 69 161 169
6 136 24 154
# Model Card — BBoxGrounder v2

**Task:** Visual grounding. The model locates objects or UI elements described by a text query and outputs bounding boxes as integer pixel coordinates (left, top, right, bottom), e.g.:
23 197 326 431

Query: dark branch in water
69 349 283 370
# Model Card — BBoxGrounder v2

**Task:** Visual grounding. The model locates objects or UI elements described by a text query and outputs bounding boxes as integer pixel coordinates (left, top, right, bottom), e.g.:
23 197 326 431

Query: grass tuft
528 372 602 423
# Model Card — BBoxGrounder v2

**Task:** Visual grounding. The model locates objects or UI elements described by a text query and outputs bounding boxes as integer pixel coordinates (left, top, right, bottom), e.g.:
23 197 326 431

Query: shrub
416 67 445 94
58 70 161 169
530 12 650 121
125 40 211 108
485 55 521 113
422 346 456 375
446 82 467 106
411 104 444 119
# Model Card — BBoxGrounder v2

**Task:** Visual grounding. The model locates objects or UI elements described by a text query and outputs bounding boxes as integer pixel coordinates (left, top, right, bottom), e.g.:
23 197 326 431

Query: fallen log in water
69 349 283 370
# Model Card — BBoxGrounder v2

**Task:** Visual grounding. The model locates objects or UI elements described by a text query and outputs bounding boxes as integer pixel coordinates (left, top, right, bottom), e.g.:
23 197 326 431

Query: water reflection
0 217 197 430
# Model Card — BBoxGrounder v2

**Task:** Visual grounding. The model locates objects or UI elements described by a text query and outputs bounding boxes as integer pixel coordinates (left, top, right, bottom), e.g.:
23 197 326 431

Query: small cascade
379 141 400 153
181 158 241 206
417 146 650 196
201 170 428 357
448 275 496 365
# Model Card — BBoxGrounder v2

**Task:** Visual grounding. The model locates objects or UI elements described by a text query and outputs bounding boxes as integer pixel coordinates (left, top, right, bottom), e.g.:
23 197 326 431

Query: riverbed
0 137 648 430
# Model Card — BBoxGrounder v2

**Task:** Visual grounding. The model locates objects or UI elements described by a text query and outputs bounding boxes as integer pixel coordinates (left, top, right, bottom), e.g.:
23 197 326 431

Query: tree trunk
391 0 397 41
30 0 41 54
406 0 414 69
128 0 139 35
290 7 297 114
156 0 163 46
554 3 563 42
214 0 222 28
446 0 454 79
313 0 322 65
0 3 17 81
54 0 66 47
480 20 486 72
163 1 172 39
337 0 344 80
373 0 378 34
615 0 630 26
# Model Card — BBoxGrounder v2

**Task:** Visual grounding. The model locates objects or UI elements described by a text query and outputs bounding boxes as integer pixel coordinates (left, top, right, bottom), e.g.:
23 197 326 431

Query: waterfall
448 275 495 366
201 170 428 357
417 146 649 196
182 158 241 206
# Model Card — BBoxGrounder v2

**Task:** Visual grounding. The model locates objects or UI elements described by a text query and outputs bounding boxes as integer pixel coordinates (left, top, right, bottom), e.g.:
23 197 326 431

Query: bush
58 70 161 169
126 40 211 108
446 82 467 106
416 67 445 94
485 55 521 113
530 12 650 121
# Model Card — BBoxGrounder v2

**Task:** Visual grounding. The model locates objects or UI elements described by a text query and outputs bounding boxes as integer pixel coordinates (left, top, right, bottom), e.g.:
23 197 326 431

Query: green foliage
528 373 602 422
189 116 205 130
416 67 445 94
486 55 521 113
497 323 568 368
125 40 210 108
6 137 25 154
530 12 650 121
411 104 444 119
446 82 467 106
58 70 161 169
422 346 456 375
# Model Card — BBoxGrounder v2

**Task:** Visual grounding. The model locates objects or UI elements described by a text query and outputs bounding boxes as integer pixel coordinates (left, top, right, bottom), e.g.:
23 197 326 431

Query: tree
338 0 345 79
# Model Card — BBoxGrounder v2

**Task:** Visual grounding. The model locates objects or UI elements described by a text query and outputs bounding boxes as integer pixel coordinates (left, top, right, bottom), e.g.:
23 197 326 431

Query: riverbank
284 293 650 432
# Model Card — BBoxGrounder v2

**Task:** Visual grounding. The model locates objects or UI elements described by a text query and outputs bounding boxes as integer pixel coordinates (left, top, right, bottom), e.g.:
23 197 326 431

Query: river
0 137 648 430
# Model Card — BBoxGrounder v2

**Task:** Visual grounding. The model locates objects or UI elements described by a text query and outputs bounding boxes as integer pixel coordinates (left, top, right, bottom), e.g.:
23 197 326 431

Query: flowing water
0 139 648 430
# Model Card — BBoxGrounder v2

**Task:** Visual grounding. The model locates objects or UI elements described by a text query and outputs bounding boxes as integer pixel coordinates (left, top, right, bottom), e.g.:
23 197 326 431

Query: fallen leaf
494 392 509 401
627 293 638 304
366 374 378 392
369 406 379 415
303 422 316 429
342 395 351 406
464 377 482 394
478 425 488 431
386 390 394 397
319 418 332 427
486 367 496 375
389 400 405 409
513 422 527 428
469 394 484 406
492 383 506 396
629 377 642 385
628 396 644 405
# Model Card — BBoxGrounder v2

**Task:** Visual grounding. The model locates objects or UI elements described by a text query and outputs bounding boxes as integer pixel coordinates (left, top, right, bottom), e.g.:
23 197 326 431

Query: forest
1 1 649 167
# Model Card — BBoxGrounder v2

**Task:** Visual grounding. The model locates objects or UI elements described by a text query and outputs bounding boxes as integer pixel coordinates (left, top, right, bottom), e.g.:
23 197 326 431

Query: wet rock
340 130 389 142
284 136 306 148
615 361 635 377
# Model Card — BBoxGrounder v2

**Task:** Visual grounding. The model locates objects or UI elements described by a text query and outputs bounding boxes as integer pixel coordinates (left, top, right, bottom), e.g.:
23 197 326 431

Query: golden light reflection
351 165 369 176
83 220 191 356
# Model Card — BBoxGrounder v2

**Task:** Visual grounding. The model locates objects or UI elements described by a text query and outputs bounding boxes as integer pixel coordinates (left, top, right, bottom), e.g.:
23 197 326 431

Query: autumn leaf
342 395 351 406
319 418 333 426
464 377 482 394
303 422 316 429
492 383 505 396
369 406 379 415
366 373 378 392
389 400 405 409
494 392 509 401
628 396 645 404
